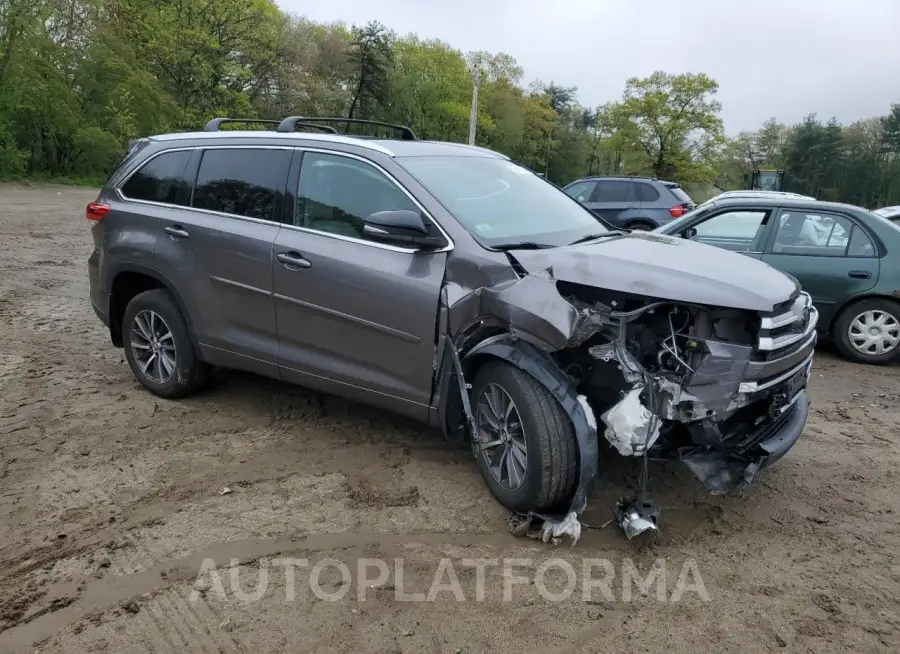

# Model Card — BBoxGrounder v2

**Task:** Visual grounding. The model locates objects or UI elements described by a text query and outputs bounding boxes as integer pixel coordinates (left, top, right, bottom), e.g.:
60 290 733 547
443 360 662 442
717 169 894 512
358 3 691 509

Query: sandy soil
1 184 900 653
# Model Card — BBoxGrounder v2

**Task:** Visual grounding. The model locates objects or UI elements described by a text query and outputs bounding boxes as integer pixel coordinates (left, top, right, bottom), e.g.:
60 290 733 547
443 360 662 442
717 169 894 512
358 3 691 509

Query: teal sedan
655 196 900 365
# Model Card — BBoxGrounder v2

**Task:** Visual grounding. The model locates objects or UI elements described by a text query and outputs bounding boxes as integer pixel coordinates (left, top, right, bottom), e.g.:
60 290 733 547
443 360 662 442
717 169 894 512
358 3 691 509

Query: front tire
470 361 577 513
122 289 210 398
833 298 900 365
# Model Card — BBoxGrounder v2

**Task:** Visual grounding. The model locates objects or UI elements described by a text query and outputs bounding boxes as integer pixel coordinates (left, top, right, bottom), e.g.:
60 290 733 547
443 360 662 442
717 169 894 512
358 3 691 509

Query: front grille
756 292 817 356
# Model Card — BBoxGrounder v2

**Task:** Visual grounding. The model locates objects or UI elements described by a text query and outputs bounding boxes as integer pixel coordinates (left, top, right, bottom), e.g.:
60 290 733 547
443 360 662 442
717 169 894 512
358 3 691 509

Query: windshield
655 204 709 232
395 156 607 247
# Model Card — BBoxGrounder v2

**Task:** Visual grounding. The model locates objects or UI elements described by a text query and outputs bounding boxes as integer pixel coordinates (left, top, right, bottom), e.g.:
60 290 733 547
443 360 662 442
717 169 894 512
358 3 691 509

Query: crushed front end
441 250 817 543
552 284 817 537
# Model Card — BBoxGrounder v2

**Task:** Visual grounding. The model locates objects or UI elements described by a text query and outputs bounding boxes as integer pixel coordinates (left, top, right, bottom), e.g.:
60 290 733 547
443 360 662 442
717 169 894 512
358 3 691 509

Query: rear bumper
87 251 109 327
681 390 810 493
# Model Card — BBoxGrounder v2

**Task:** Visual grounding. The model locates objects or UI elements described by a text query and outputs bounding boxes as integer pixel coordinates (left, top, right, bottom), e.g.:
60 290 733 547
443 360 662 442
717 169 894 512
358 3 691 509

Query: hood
512 232 797 312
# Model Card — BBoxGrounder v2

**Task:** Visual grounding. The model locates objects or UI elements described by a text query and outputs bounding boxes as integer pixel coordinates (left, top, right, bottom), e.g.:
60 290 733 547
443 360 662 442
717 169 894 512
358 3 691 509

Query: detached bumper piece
681 390 810 493
615 496 660 539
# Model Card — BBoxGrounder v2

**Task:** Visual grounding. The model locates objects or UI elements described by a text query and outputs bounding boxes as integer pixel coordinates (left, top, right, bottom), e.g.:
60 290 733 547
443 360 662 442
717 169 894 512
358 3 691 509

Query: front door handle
848 270 872 279
276 251 312 270
164 225 189 240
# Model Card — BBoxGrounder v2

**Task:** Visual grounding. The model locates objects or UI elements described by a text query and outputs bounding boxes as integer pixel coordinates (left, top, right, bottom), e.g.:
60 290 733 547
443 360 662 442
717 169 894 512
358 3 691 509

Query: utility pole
467 68 480 145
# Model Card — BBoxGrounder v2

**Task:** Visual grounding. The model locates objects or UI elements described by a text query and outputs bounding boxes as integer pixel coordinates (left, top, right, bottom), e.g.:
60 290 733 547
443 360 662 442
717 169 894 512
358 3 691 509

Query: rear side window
847 225 876 256
592 181 633 202
192 149 290 221
564 181 597 202
120 150 191 205
635 183 660 202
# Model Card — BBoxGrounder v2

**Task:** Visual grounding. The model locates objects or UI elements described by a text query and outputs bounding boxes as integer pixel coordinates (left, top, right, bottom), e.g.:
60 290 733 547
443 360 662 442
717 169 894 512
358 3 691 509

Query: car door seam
209 275 272 296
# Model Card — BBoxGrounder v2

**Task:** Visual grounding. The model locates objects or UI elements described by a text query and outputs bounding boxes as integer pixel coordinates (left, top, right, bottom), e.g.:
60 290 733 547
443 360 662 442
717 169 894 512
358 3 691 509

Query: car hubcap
848 309 900 355
131 310 176 383
475 384 527 491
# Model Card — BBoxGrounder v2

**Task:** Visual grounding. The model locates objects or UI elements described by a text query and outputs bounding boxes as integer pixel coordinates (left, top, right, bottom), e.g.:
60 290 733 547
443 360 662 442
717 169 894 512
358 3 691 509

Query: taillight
669 204 687 218
86 202 110 221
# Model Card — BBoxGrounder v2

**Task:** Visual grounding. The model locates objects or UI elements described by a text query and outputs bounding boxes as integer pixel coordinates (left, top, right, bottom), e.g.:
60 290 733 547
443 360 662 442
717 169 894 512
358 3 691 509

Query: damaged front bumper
680 388 810 493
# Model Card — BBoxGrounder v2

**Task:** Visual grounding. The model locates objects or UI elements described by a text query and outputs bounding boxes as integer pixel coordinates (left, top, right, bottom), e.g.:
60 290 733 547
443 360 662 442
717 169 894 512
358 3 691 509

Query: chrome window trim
115 145 454 255
287 147 454 254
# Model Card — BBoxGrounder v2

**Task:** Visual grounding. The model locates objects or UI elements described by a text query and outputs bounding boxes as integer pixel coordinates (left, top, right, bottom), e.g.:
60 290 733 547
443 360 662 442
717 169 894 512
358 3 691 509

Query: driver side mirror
682 227 697 239
362 210 445 250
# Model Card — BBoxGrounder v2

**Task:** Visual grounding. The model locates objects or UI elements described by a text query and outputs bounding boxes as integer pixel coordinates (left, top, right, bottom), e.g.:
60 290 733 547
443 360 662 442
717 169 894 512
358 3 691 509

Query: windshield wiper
567 231 627 246
490 241 556 251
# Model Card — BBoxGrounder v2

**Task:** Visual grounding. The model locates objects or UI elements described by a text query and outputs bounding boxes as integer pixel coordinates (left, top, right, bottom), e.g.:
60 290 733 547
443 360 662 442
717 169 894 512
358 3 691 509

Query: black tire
122 289 211 398
470 361 577 513
832 297 900 365
625 221 654 231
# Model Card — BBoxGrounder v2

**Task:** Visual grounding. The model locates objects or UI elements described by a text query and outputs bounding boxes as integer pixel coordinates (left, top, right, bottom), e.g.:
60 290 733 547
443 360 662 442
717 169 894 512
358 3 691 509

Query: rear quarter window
668 186 694 204
120 150 192 205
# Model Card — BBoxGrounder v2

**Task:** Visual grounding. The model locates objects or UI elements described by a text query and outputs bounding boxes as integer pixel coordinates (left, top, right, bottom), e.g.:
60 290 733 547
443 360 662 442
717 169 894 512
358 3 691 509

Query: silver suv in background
561 176 696 230
87 117 815 542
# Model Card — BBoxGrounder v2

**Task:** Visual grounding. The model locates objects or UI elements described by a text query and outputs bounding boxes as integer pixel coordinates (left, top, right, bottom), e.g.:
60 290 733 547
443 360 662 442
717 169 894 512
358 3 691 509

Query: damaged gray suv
87 117 816 541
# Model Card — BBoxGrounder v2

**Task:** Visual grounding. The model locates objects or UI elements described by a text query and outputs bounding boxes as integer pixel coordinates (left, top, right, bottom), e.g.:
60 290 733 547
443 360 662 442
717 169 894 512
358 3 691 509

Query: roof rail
203 117 338 134
276 116 418 141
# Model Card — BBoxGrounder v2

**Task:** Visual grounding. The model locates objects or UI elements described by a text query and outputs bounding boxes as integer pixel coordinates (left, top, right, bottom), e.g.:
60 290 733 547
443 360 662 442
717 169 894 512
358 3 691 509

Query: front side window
192 149 290 221
296 152 424 242
395 156 606 248
772 211 868 256
120 150 191 205
688 210 770 252
593 181 632 203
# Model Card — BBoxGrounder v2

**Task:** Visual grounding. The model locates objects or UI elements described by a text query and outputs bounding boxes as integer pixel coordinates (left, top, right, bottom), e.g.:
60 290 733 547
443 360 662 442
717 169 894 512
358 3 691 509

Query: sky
279 0 900 135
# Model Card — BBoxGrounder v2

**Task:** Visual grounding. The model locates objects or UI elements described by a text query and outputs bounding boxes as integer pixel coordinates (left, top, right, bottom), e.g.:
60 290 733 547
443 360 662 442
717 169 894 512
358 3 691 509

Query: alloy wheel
475 383 528 491
130 310 177 383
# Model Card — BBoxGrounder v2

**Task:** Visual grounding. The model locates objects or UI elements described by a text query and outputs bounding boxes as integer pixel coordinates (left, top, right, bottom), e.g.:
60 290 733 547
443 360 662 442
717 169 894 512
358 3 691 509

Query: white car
873 206 900 223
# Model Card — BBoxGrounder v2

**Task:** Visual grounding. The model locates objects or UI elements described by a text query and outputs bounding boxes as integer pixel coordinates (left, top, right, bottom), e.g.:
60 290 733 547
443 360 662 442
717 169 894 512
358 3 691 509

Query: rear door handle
164 225 189 240
848 270 872 279
276 251 312 270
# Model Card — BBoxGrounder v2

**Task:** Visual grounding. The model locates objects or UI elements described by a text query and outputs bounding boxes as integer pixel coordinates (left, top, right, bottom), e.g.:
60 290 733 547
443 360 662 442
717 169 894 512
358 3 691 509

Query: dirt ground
1 184 900 653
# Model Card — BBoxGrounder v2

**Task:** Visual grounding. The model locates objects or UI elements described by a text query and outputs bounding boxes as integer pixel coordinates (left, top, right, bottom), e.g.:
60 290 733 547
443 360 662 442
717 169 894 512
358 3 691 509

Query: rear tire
470 361 577 513
122 289 211 398
625 221 654 231
833 298 900 365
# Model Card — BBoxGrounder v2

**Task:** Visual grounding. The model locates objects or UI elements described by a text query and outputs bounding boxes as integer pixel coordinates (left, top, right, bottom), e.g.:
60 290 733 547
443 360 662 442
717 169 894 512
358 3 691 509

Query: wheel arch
108 264 196 348
459 335 599 517
624 218 656 230
828 292 900 333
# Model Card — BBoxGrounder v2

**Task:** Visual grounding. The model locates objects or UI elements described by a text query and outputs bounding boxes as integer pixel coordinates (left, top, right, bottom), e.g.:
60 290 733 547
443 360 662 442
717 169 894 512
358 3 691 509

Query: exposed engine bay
440 253 818 545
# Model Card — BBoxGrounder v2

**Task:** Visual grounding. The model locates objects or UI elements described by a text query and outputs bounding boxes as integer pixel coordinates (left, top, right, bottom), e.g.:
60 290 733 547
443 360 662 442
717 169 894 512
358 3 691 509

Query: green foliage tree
2 3 900 206
597 71 725 183
347 21 394 122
